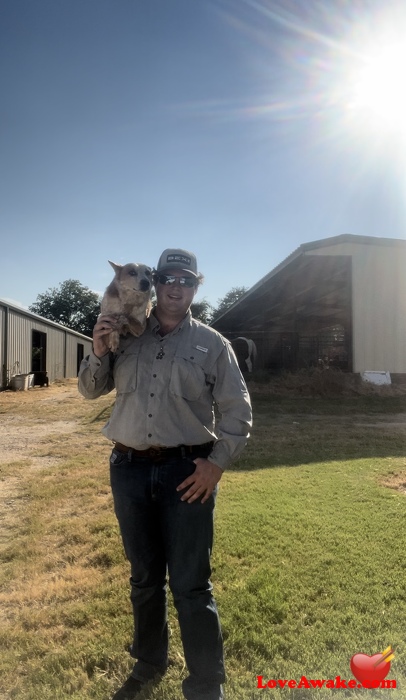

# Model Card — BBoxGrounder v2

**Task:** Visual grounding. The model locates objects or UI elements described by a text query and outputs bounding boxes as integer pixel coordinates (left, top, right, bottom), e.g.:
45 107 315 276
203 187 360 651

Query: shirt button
148 433 152 438
153 374 157 378
190 356 194 359
148 414 152 418
150 393 154 397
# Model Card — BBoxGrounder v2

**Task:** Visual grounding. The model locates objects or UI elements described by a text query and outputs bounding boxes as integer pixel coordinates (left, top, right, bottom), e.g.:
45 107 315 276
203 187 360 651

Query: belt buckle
149 447 163 460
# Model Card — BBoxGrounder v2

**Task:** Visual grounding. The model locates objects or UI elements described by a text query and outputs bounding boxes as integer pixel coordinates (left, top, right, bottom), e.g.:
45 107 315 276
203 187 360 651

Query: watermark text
257 675 396 689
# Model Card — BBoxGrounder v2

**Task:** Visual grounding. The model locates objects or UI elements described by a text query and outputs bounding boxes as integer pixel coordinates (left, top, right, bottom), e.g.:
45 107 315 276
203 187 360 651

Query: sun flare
347 42 406 132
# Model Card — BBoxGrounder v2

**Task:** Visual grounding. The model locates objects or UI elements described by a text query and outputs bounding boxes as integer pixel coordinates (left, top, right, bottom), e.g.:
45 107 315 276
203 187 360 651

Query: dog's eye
145 269 152 276
128 270 138 276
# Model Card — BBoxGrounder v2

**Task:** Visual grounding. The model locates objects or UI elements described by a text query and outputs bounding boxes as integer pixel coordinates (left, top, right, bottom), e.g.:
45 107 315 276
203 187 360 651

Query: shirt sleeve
78 350 115 399
207 341 252 470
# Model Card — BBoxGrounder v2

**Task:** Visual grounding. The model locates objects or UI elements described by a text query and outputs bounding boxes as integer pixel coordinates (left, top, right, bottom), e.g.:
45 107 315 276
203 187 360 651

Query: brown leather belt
113 441 214 461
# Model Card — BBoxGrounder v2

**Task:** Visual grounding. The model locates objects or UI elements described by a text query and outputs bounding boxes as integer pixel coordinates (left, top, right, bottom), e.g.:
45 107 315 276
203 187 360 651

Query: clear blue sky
1 0 406 311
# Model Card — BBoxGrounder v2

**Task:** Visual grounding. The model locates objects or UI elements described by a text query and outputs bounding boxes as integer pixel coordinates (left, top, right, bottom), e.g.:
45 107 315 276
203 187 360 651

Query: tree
211 286 248 322
191 298 214 324
29 280 101 337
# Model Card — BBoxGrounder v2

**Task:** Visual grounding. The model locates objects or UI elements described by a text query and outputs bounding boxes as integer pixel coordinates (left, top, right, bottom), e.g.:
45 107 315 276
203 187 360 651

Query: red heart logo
350 653 391 684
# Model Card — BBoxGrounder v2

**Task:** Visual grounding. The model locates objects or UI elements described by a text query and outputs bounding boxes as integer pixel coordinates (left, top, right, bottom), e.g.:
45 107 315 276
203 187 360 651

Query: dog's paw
108 330 120 353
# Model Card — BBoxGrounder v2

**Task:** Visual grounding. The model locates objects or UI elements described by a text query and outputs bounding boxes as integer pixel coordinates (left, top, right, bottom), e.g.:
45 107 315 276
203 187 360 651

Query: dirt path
0 381 82 553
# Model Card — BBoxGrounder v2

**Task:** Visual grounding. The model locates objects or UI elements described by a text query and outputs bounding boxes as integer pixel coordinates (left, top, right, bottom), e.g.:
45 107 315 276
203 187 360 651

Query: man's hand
92 315 118 358
177 458 223 504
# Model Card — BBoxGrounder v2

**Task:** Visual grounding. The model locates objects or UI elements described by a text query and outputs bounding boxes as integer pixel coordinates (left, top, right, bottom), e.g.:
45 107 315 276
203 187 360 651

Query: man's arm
78 315 117 399
176 339 252 503
209 340 252 468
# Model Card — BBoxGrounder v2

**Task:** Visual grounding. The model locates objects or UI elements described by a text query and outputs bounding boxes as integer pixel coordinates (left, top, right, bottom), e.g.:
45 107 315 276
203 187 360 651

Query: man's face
155 268 197 317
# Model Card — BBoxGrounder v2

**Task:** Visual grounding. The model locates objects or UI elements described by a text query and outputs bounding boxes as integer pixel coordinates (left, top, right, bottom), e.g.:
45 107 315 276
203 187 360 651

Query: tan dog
100 260 153 352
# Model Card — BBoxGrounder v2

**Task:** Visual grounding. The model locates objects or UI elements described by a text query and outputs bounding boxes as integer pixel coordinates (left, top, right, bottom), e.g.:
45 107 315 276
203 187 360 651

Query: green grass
1 387 406 698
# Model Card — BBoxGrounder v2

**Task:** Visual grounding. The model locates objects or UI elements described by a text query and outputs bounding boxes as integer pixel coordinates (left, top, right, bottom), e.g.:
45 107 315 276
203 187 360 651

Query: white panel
306 241 406 373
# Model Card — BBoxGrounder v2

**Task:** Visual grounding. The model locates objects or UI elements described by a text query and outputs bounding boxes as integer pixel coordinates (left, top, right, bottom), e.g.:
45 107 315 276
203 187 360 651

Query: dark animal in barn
231 337 257 373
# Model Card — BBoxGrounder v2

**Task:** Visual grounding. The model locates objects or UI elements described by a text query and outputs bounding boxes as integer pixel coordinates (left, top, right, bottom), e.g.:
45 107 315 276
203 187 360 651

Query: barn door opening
77 343 84 375
32 331 47 372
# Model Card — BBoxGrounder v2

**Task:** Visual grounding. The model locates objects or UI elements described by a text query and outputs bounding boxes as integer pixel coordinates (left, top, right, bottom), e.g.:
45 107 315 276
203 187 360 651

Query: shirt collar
150 308 192 336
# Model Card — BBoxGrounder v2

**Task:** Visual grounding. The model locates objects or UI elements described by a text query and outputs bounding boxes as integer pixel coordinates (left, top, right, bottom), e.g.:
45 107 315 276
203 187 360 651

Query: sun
346 42 406 133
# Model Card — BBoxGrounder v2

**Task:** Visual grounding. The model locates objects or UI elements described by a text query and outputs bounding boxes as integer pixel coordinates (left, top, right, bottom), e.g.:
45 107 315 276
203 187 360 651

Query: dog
100 260 153 352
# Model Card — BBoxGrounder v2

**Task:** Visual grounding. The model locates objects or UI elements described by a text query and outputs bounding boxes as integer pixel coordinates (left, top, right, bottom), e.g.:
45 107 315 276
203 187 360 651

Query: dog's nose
140 279 151 292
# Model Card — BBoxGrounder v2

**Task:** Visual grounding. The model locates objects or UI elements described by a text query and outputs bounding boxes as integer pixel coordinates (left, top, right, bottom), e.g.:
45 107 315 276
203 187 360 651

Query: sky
1 0 406 312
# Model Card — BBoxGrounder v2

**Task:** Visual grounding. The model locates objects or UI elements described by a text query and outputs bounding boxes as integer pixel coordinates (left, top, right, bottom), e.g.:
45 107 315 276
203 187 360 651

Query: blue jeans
109 447 225 700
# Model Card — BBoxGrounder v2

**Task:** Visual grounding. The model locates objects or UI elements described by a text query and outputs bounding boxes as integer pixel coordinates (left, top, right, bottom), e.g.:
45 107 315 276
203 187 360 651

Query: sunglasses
156 274 196 288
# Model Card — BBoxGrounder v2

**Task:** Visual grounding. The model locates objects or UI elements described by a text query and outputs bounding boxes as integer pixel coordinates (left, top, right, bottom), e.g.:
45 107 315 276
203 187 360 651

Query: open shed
211 234 406 374
0 298 93 389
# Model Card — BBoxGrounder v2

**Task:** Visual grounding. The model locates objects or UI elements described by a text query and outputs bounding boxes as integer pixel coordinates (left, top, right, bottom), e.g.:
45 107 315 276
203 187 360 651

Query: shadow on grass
230 395 406 471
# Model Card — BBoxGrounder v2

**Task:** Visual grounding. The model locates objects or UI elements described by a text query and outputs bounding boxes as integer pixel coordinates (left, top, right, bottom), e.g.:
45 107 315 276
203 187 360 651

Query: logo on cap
167 254 192 266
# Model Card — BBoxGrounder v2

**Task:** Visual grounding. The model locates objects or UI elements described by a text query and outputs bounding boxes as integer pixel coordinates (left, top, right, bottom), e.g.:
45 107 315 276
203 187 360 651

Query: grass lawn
1 379 406 699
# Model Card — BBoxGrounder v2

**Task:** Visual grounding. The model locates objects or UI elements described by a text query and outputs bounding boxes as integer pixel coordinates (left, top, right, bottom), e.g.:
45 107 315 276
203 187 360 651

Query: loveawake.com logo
257 646 396 690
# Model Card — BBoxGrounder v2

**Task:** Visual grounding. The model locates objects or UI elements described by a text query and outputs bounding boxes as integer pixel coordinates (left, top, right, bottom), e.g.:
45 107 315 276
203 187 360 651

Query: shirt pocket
113 346 141 394
169 351 208 401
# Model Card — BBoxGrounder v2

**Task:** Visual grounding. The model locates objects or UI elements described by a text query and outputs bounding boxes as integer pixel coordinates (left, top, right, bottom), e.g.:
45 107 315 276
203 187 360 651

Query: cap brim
157 265 198 277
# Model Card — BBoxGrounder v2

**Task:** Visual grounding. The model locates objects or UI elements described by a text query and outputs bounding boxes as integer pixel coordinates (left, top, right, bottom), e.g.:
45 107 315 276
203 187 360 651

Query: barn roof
0 297 93 340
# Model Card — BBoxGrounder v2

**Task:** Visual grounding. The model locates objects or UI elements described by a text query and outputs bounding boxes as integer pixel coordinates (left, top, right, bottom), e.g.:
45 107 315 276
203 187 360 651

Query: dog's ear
108 260 122 274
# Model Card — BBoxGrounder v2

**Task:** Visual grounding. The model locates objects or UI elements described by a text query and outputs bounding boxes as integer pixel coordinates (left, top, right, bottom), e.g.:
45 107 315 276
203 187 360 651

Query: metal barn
211 234 406 375
0 298 93 389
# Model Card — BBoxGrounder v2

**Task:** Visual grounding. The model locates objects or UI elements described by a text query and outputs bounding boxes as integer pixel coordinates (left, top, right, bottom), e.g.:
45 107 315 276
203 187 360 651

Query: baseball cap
156 248 198 277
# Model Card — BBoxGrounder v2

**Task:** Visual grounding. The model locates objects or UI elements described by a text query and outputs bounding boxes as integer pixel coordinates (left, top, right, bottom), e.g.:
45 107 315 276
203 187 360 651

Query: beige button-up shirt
78 311 252 469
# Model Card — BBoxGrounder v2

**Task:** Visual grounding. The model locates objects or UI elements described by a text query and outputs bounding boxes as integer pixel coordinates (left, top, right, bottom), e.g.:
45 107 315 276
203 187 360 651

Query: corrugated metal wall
0 302 93 388
0 305 4 385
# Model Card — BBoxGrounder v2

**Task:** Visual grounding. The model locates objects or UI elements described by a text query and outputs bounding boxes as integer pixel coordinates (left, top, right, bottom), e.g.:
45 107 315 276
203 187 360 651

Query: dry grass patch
0 380 121 695
380 470 406 493
247 367 406 398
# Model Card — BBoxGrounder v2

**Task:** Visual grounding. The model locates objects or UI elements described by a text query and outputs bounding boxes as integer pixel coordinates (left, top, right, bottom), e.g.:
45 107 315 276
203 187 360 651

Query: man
78 249 252 700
